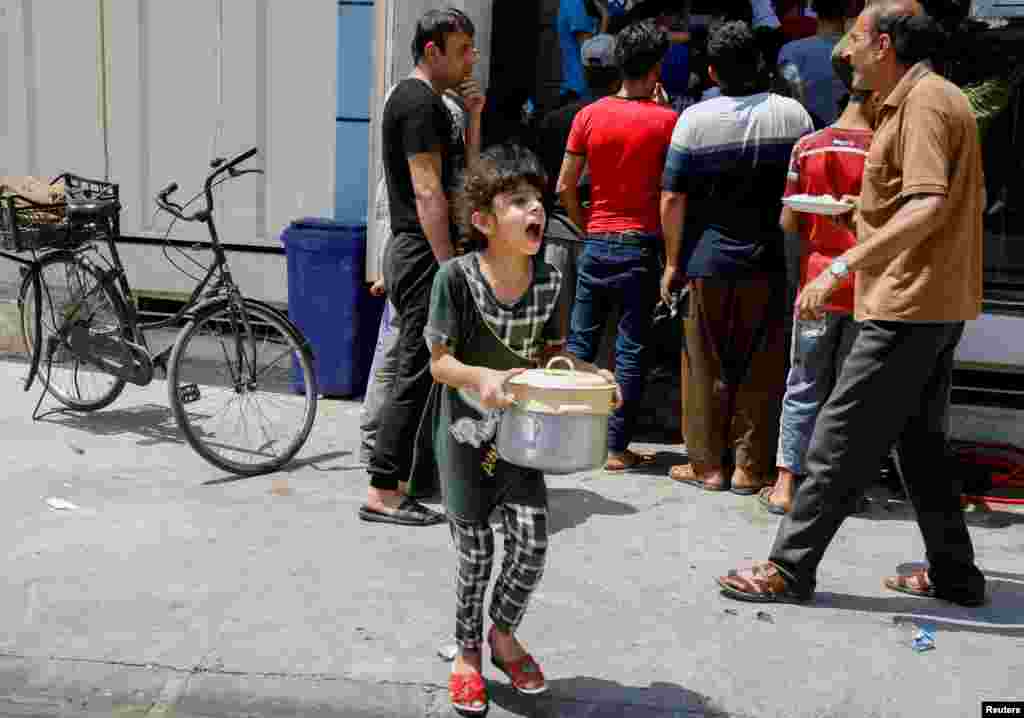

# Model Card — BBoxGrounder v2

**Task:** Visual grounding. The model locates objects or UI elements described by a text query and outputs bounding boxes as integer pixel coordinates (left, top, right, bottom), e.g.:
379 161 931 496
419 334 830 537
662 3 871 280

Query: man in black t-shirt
359 9 484 527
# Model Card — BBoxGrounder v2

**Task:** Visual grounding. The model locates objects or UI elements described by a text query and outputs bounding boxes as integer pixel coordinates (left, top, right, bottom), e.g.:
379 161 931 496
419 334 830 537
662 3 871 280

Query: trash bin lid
287 217 364 232
281 219 366 251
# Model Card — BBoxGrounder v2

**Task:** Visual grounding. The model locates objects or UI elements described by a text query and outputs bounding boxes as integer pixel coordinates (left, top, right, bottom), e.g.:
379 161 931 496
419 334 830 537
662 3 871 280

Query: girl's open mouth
526 221 542 240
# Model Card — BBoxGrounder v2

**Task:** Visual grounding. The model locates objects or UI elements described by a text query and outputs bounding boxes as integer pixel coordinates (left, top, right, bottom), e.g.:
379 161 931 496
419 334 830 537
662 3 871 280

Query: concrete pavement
0 357 1021 717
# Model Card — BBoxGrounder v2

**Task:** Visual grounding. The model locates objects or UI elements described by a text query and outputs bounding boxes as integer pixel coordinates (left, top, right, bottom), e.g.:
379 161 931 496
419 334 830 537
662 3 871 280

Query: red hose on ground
951 440 1024 506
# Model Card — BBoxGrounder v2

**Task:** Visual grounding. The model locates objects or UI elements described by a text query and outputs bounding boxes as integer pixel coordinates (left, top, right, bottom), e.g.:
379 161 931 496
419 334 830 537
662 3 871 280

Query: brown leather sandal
669 464 729 492
717 562 811 603
883 568 987 607
729 467 775 496
883 568 936 598
605 449 657 472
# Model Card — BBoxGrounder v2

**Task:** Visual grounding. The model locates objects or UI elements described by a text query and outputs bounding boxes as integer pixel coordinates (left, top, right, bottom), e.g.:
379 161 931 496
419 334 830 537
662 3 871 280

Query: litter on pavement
44 497 80 511
911 623 936 653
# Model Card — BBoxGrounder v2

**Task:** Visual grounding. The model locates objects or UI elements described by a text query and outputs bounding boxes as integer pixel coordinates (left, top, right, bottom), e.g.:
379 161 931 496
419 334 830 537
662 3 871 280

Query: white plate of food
782 194 855 216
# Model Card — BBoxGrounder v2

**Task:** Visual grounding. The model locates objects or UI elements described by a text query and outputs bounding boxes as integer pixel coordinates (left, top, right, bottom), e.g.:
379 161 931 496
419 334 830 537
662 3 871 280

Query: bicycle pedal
178 383 201 404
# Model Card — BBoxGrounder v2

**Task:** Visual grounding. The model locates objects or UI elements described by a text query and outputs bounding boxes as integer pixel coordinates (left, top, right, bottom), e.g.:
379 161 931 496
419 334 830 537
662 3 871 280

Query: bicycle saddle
65 199 120 221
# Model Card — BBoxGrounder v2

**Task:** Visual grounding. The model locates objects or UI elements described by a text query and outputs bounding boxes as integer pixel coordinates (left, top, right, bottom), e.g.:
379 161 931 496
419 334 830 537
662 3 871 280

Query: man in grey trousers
718 3 987 607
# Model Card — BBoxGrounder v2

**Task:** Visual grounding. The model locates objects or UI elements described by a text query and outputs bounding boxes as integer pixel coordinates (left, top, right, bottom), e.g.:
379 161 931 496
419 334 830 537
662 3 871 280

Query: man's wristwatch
828 257 850 279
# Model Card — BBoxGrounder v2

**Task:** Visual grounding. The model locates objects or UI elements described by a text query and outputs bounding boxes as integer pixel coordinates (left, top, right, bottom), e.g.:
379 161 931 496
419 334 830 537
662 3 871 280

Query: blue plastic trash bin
280 219 384 397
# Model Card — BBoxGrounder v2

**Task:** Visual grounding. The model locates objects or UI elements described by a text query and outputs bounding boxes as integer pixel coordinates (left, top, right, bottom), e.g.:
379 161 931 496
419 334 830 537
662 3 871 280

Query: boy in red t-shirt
759 88 875 514
556 20 678 471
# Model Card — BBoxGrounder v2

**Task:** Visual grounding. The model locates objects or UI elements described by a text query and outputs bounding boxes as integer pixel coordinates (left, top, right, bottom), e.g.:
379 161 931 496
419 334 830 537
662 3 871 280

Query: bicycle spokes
21 255 128 412
167 301 316 475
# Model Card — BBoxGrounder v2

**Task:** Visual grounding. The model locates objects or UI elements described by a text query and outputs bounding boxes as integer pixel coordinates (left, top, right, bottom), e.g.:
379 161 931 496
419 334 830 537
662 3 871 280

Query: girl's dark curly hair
456 144 547 251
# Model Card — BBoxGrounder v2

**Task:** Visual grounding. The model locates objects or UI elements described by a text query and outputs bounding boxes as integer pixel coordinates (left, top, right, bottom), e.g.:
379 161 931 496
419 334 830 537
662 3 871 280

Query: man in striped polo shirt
661 20 814 495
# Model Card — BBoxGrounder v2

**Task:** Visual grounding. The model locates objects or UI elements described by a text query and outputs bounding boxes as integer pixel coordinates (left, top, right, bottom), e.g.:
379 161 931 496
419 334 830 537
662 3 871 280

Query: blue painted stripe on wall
336 122 370 222
335 1 373 221
337 3 373 118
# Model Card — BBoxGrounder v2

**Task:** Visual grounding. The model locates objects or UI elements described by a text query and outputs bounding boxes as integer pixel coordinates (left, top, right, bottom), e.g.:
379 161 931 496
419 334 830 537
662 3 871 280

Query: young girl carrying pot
425 144 619 715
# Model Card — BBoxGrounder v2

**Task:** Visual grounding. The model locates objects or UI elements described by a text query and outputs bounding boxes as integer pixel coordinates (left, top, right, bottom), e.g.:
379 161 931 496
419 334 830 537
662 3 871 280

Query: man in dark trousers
359 9 483 526
718 3 987 606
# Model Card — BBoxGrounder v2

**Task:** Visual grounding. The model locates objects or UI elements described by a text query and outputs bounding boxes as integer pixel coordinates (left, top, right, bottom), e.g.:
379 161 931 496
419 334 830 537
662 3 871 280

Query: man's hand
596 368 624 410
456 78 486 116
827 194 860 234
795 270 840 320
660 265 688 306
653 82 671 107
369 279 386 297
478 368 525 410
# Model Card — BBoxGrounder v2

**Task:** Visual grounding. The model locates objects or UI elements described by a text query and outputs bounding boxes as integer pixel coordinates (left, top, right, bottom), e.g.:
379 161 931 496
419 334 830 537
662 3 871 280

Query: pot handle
556 404 593 415
545 356 575 373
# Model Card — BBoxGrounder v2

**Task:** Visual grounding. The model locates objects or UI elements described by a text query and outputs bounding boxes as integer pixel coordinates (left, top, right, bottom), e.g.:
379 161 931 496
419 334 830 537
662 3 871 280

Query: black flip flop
359 497 446 526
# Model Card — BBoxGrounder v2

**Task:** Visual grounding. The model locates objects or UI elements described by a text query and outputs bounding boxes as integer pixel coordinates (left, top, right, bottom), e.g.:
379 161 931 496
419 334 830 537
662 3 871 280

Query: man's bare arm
556 153 588 232
843 194 946 273
408 151 454 263
660 191 687 268
659 190 689 305
779 206 799 234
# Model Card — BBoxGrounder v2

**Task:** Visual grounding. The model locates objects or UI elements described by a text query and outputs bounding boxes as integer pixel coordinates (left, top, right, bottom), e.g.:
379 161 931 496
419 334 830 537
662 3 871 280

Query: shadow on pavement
488 488 639 537
592 451 689 481
811 563 1024 637
546 487 639 536
489 676 721 717
201 449 355 485
40 402 186 447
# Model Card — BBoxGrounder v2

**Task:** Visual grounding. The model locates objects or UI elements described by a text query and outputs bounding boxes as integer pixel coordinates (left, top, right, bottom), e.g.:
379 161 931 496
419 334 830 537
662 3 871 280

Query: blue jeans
776 312 859 475
566 234 660 453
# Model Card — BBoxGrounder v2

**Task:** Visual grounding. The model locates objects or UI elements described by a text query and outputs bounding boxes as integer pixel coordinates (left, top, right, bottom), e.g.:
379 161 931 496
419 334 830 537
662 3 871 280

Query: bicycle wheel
19 253 128 411
167 298 317 475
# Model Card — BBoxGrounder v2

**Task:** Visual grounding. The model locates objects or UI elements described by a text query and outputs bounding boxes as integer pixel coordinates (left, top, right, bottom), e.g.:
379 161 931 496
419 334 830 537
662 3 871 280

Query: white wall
2 0 338 304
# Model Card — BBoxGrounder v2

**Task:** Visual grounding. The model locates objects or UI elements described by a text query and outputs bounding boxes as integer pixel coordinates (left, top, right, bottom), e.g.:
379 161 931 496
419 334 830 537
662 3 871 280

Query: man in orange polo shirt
718 3 987 607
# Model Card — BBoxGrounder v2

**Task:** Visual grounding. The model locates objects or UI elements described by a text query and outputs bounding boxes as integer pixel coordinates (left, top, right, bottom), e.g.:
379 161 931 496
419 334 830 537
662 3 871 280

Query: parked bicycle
0 147 318 475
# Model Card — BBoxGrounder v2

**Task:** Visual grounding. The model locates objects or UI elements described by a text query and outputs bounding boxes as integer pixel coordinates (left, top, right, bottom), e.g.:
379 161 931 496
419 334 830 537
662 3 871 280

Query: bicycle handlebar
155 146 261 223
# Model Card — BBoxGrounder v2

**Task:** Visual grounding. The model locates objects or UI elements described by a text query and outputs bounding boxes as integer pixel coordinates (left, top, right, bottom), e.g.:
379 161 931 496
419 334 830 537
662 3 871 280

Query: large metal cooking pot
496 357 616 474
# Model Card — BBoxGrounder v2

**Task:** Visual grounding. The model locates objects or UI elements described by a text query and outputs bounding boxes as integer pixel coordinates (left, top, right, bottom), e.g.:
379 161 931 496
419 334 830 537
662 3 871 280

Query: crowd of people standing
353 2 1004 714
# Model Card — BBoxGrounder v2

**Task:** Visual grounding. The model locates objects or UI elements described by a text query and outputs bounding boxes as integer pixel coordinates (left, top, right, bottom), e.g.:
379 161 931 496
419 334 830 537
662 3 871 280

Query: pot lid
508 369 614 390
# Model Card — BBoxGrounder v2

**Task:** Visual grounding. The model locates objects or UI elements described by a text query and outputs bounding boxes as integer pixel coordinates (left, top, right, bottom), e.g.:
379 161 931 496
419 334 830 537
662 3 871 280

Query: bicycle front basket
0 195 91 252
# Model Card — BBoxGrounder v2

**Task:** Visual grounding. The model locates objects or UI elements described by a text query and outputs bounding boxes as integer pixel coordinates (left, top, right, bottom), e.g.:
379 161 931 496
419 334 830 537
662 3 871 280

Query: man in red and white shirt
760 88 874 515
557 20 677 471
